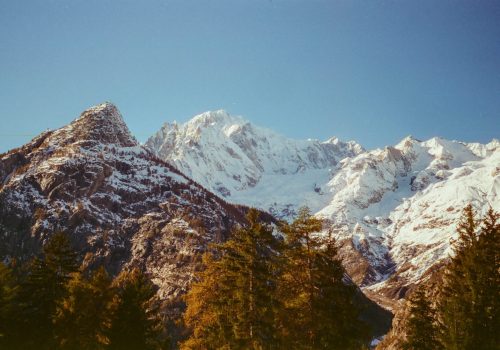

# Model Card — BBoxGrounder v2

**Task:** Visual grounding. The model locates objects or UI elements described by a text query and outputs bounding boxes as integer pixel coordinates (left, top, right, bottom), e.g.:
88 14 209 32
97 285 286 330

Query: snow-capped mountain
146 110 364 218
147 110 500 301
320 136 500 298
0 103 391 337
0 103 254 299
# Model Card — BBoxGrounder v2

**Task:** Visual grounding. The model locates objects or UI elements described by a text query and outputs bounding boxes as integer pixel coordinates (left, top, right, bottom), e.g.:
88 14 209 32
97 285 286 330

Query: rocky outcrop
0 103 252 301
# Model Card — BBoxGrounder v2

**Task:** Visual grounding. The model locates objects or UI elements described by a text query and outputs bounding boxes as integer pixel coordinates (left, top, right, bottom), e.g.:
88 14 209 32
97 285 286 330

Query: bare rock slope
0 103 252 299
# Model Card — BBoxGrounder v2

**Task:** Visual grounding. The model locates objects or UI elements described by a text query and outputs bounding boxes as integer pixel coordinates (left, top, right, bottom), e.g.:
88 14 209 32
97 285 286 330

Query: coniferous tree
0 262 19 348
472 208 500 349
279 207 369 349
439 204 477 349
54 266 114 349
438 205 500 350
181 208 282 350
18 232 79 349
181 253 233 350
402 287 442 350
107 268 163 350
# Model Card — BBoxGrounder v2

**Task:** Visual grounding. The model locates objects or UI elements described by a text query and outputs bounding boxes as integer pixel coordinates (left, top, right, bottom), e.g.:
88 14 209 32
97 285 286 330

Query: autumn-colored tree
181 208 282 349
279 207 369 349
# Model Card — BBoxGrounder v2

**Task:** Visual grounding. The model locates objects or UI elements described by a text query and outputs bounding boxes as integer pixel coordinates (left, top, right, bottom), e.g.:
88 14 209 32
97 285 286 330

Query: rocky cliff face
147 111 500 305
0 103 252 300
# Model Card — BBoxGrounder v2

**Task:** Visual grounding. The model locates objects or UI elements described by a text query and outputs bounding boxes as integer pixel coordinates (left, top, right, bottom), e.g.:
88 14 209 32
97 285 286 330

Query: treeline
402 205 499 350
3 205 495 350
0 233 166 350
0 208 372 349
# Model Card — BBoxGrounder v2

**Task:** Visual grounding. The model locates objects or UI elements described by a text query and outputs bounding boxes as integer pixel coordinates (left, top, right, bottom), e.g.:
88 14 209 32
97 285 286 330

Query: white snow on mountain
147 110 500 298
318 136 500 291
0 103 254 300
146 110 364 217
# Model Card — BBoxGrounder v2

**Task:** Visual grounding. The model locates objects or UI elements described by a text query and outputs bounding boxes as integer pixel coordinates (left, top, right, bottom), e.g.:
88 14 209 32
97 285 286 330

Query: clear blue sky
1 0 499 153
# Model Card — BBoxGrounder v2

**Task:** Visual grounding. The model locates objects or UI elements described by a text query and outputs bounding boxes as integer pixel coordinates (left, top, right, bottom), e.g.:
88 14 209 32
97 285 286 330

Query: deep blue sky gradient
1 0 499 152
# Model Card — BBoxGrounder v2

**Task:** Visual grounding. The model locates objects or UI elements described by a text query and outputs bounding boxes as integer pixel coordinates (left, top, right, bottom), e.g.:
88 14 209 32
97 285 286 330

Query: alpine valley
1 103 498 347
145 108 499 347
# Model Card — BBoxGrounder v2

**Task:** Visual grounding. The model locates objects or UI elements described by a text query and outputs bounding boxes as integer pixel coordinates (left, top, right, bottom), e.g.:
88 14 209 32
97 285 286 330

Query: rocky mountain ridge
0 103 254 300
2 103 495 344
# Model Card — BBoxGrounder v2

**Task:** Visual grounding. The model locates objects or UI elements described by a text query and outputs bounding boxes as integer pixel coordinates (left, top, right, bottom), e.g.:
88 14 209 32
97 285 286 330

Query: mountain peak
57 102 138 147
394 135 425 153
188 109 244 128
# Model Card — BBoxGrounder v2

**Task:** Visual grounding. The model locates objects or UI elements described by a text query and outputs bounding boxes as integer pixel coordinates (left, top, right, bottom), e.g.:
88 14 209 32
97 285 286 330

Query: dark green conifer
107 268 162 350
18 232 79 349
402 287 442 350
439 205 477 349
55 266 114 349
472 208 500 349
439 205 500 350
0 262 19 348
279 207 369 349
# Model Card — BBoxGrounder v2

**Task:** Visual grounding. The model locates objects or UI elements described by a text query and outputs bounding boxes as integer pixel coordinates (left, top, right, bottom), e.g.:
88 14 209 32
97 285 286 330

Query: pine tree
279 207 369 349
472 208 500 349
438 205 500 350
439 204 476 349
17 232 79 349
107 268 163 350
402 287 442 350
181 253 234 350
0 262 19 348
54 266 114 349
181 208 282 349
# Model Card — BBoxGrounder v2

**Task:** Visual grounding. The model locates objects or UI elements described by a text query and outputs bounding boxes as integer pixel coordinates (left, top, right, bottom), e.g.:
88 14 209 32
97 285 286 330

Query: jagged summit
395 135 421 149
324 137 365 155
146 110 364 212
75 102 122 124
188 109 242 126
158 110 244 134
0 103 255 300
50 102 138 148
